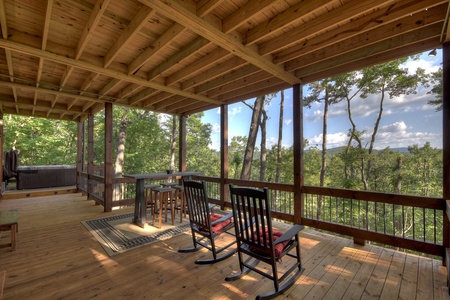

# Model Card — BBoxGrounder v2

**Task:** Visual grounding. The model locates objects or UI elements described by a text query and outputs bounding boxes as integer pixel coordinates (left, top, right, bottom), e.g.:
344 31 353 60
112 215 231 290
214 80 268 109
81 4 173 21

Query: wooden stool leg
159 192 163 229
11 223 17 251
177 189 182 223
170 190 175 225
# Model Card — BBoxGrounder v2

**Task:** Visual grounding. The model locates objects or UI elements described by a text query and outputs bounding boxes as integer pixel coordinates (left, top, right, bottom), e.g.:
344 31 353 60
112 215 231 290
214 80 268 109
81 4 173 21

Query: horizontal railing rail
197 176 445 258
76 172 446 258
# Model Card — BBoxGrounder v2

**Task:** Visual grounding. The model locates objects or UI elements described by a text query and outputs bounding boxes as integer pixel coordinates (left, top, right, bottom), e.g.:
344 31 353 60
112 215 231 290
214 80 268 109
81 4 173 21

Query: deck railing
197 176 446 258
76 172 447 258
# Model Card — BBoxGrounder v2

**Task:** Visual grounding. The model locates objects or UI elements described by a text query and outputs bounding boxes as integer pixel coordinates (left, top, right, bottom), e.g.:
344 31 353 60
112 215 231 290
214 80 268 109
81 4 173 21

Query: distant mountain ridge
323 146 410 155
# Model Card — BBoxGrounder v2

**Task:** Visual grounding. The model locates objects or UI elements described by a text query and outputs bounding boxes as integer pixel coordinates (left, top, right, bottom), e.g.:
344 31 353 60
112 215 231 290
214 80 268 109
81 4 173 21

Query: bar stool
144 183 160 212
151 186 176 229
172 185 186 222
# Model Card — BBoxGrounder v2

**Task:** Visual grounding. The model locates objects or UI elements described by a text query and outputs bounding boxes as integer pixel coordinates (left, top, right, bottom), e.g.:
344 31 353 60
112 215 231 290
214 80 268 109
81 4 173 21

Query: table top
0 209 19 225
124 171 202 180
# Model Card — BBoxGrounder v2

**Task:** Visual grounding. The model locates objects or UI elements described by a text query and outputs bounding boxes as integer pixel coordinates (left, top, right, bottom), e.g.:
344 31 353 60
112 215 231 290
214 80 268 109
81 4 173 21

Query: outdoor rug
82 212 191 256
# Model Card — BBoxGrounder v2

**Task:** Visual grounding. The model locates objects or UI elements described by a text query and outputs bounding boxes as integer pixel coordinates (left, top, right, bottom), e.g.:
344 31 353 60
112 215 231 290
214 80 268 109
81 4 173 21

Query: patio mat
82 212 191 256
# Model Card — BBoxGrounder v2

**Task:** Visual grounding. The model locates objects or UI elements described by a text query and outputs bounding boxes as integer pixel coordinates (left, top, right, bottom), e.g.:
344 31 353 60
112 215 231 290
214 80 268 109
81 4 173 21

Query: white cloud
229 106 242 118
403 58 440 75
381 121 407 132
212 122 220 133
308 132 348 148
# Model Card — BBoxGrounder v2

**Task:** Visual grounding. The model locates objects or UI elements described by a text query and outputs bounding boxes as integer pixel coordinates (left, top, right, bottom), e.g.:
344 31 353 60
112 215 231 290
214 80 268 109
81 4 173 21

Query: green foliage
427 67 443 111
4 115 77 166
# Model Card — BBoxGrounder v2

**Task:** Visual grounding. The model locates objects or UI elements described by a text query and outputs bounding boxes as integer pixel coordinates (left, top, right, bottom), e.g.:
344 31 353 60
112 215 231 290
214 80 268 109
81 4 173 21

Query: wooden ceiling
0 0 447 122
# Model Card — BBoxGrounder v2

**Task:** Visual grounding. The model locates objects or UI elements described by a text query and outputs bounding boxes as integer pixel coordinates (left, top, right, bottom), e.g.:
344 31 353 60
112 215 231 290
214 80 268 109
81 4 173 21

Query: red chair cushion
210 213 232 233
250 230 290 260
199 213 232 234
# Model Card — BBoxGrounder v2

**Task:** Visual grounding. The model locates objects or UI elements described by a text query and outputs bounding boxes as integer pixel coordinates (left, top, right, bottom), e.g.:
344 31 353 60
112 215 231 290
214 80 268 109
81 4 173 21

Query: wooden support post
104 102 113 212
76 121 85 189
220 104 229 210
87 114 94 201
293 84 303 225
0 113 3 197
442 42 450 280
179 115 187 172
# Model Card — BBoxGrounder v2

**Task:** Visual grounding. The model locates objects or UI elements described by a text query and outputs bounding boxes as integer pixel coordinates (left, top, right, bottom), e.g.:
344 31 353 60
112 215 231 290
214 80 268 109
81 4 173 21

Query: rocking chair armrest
211 212 233 226
273 224 304 246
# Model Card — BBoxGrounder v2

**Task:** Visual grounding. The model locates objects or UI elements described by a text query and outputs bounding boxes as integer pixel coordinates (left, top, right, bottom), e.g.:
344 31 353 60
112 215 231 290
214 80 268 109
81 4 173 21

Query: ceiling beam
259 0 396 56
0 81 107 105
128 23 186 75
287 10 444 72
139 0 300 85
76 0 111 59
275 0 441 65
244 0 331 46
103 6 156 68
0 38 223 105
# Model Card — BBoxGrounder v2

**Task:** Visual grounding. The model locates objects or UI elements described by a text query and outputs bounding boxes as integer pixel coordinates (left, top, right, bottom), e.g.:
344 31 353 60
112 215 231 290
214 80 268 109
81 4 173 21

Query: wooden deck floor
0 192 449 300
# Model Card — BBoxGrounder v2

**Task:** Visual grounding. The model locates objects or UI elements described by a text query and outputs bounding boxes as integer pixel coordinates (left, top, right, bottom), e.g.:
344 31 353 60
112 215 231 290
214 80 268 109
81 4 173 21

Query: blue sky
201 50 443 151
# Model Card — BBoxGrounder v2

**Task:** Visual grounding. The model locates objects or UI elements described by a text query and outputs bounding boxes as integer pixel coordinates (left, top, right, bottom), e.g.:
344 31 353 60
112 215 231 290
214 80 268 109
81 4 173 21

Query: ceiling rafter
274 0 440 65
259 0 396 56
104 6 156 68
287 9 444 72
128 23 186 75
244 0 332 46
0 0 446 119
0 38 222 105
139 0 300 85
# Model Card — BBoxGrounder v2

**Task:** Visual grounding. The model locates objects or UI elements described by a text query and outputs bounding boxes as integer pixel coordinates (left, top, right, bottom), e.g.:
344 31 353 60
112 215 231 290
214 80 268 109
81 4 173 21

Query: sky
201 50 443 151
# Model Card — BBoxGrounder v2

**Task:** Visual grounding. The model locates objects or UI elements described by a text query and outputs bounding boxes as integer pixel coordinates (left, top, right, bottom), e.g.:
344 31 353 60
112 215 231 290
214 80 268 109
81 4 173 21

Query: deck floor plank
398 254 419 300
0 192 449 300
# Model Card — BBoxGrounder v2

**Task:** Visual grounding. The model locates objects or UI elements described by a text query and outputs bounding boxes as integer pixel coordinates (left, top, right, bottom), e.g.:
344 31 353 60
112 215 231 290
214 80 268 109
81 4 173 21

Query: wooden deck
0 192 449 300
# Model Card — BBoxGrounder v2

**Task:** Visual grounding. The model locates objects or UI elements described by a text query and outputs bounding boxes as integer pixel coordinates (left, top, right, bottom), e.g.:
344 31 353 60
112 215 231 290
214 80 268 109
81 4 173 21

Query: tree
304 76 347 188
114 108 130 178
185 113 219 176
427 67 443 111
241 96 264 180
352 57 426 190
229 136 247 179
275 90 284 184
169 115 177 171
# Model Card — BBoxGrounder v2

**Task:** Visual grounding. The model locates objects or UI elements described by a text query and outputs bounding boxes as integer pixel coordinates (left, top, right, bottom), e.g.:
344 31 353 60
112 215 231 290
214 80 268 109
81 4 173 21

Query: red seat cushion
199 213 232 234
250 230 290 260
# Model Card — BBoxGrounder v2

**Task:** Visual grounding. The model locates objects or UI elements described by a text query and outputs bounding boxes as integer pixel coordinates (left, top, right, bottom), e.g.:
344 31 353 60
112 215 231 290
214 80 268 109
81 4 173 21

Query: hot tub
16 165 76 190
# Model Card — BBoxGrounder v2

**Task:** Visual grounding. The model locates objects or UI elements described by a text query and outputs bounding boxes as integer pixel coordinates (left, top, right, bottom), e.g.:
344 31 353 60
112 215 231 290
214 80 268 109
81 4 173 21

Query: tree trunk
364 86 385 190
395 156 402 193
240 96 264 180
274 91 284 210
169 116 177 171
275 91 284 183
114 109 129 200
317 92 329 219
259 108 268 182
320 94 328 188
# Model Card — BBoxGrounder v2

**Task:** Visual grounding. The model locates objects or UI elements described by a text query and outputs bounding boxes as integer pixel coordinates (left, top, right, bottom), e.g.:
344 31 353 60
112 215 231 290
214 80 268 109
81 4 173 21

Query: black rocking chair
226 184 304 300
178 179 236 264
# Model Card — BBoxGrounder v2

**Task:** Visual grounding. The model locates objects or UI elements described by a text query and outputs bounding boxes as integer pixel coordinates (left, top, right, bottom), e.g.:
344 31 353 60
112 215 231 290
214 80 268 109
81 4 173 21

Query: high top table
124 172 201 228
